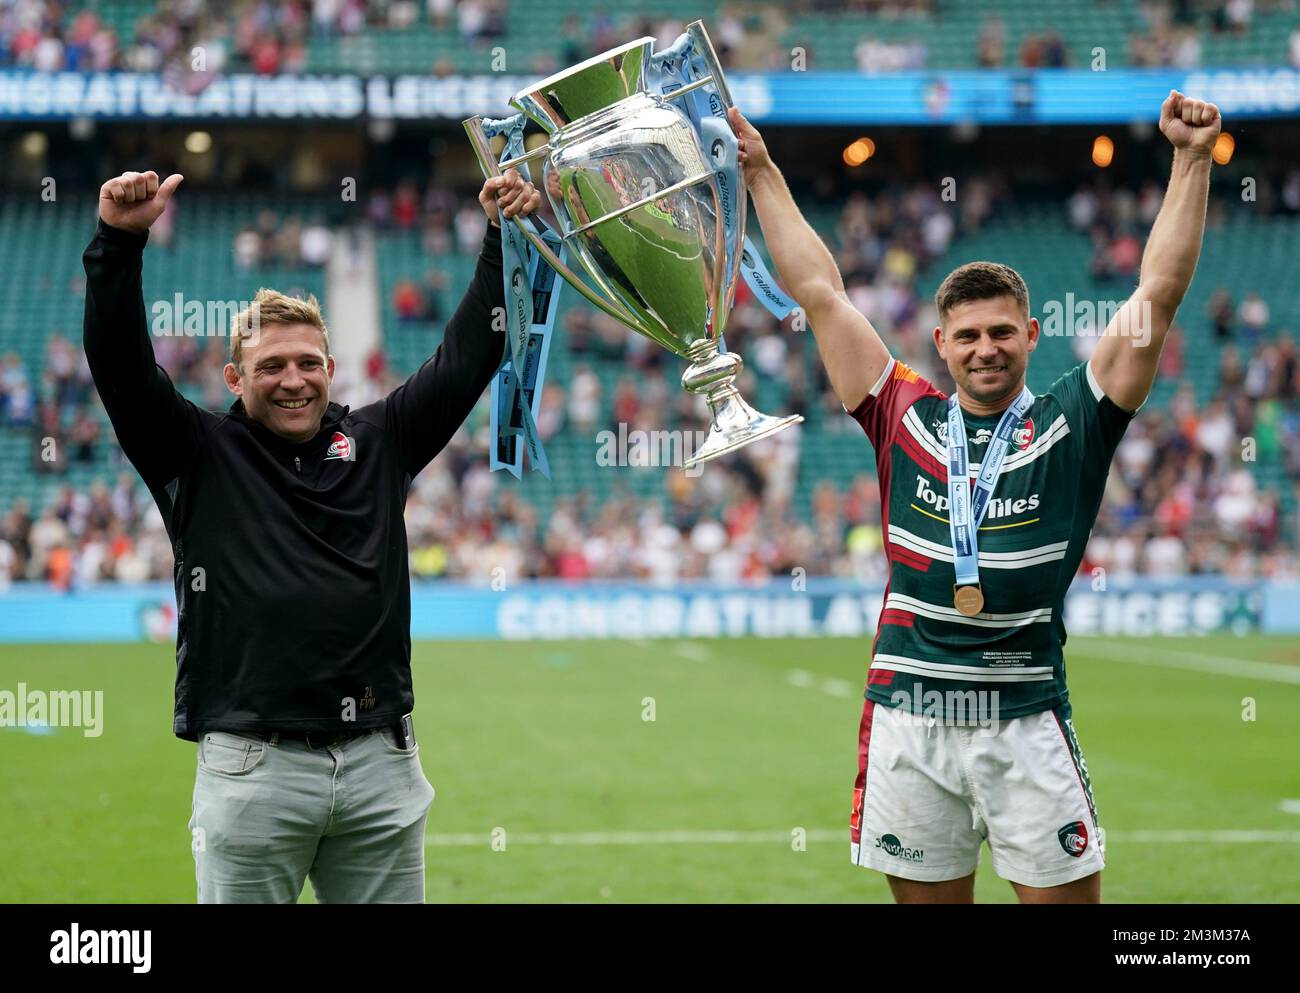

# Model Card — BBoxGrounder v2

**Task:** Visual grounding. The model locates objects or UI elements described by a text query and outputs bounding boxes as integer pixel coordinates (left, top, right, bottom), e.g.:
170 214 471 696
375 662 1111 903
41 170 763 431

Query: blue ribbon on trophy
480 114 564 479
645 31 802 329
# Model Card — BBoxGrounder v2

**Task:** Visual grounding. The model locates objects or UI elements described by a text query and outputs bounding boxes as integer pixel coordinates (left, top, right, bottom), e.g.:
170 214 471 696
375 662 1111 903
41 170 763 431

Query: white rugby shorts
849 699 1104 887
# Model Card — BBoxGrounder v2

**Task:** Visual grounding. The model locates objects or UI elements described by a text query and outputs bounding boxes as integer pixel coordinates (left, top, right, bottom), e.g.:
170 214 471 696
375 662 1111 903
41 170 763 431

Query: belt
268 715 415 751
274 727 375 748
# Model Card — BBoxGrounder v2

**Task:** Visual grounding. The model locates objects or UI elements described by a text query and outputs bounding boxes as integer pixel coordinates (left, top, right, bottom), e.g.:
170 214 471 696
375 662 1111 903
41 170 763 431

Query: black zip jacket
83 217 504 740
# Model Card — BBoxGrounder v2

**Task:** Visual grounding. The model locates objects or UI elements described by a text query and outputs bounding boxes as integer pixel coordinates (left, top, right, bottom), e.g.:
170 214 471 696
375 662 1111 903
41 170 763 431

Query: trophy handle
656 20 747 349
658 75 715 104
685 21 733 105
463 115 646 332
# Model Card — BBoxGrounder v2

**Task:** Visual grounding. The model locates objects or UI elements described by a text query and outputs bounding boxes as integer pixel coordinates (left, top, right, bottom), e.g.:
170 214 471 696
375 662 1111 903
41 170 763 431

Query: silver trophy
465 20 802 469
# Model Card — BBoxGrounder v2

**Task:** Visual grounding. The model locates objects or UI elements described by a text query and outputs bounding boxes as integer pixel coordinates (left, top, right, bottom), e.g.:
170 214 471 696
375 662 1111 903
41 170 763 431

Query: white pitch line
819 679 857 698
1112 831 1300 844
427 829 842 847
1078 640 1300 685
426 828 1300 848
673 643 714 662
787 670 858 698
1280 799 1300 816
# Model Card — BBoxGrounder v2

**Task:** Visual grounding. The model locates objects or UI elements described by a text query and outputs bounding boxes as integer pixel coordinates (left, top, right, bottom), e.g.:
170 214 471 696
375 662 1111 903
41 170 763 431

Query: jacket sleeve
83 219 208 492
384 221 506 478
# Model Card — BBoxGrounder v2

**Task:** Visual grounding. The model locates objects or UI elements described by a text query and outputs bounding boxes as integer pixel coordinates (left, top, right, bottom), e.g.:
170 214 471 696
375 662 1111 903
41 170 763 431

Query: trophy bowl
465 22 802 469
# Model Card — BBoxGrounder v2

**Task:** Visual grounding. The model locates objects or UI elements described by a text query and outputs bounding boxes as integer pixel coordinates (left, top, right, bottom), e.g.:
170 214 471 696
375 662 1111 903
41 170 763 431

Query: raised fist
1159 91 1222 157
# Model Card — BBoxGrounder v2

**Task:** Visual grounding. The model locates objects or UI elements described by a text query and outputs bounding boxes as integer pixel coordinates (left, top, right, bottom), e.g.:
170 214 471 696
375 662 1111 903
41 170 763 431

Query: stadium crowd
1 166 1296 589
2 0 1295 75
234 210 335 270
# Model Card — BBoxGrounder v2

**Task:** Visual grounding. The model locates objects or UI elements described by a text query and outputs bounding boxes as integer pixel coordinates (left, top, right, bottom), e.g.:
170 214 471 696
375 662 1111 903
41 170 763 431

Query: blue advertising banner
0 577 1291 643
744 68 1300 124
0 67 1295 123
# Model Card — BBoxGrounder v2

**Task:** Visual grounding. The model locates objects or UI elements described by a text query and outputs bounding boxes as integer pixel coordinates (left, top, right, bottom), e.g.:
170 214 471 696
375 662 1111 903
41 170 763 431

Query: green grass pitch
1 635 1297 902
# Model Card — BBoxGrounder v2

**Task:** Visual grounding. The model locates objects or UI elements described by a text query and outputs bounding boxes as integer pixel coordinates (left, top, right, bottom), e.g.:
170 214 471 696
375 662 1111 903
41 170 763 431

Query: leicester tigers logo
324 432 356 462
1057 820 1088 857
1014 417 1035 450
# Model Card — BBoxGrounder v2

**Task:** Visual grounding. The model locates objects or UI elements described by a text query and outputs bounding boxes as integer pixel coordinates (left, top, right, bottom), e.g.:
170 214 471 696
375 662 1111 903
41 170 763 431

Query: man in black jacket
83 167 540 903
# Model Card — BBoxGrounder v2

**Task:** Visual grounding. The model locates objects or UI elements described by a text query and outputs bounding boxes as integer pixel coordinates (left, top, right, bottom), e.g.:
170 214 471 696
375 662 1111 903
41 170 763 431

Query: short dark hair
935 262 1029 325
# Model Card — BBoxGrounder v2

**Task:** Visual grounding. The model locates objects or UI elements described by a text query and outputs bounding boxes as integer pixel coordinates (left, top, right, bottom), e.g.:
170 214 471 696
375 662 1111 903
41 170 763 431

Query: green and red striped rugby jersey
849 357 1134 721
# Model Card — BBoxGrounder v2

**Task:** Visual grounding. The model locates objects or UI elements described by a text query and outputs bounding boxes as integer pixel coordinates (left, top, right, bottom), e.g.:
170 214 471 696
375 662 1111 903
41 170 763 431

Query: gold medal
954 584 984 617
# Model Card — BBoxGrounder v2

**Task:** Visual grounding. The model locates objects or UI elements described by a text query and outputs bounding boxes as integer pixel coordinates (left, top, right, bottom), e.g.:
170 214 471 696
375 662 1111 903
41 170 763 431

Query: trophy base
684 399 804 469
680 341 804 469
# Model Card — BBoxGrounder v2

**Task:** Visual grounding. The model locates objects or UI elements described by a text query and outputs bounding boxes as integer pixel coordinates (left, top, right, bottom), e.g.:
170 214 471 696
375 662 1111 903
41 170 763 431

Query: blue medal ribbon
946 387 1035 590
646 34 801 331
482 113 563 479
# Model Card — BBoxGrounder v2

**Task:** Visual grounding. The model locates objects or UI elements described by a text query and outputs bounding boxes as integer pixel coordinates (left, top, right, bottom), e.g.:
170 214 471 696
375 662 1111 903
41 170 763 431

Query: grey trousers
188 728 435 903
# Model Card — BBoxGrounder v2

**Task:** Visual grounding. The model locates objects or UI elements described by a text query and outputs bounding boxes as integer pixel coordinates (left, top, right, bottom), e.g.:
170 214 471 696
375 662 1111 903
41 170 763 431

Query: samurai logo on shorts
1057 820 1089 857
875 833 924 863
324 432 356 462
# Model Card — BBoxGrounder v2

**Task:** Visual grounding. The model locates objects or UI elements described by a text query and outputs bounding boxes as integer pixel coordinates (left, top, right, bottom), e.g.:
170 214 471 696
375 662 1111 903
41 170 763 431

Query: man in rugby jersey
729 91 1221 903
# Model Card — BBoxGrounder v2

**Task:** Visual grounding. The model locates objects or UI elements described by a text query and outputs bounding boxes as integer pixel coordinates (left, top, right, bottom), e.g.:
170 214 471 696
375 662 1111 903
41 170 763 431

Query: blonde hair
230 288 330 370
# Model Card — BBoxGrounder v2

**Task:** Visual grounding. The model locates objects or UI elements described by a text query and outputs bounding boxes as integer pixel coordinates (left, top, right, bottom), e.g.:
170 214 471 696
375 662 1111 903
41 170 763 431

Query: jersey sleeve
375 223 505 479
1047 360 1135 469
847 358 945 454
83 219 212 492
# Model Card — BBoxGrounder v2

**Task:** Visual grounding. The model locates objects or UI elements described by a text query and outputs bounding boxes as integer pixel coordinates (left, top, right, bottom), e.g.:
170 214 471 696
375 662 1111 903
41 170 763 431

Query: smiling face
934 295 1039 414
223 322 334 442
